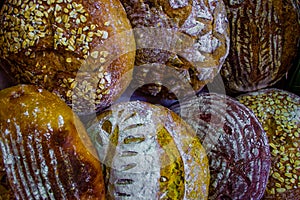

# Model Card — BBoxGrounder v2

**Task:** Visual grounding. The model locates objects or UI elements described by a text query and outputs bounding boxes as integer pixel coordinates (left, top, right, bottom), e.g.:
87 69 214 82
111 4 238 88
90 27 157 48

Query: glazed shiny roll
87 101 210 199
170 93 271 199
0 84 105 199
237 88 300 199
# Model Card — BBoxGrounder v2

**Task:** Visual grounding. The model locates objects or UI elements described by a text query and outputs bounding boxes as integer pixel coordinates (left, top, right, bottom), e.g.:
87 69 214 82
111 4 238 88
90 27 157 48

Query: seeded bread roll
0 84 105 199
170 93 271 199
87 101 210 199
121 0 229 100
237 88 300 199
221 0 300 93
0 0 136 114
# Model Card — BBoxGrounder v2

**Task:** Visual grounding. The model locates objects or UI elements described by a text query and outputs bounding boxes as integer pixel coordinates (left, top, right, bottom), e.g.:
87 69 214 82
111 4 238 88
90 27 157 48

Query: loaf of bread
170 93 271 199
0 0 136 114
221 0 300 93
237 88 300 199
87 101 210 199
0 84 105 199
121 0 229 100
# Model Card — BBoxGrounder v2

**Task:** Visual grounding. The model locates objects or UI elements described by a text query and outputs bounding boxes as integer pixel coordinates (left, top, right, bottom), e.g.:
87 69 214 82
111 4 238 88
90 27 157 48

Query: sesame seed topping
90 24 96 30
80 15 87 23
66 58 72 63
237 89 300 196
75 18 80 24
83 26 89 31
91 51 99 59
0 1 110 57
1 0 115 113
99 58 106 63
100 51 109 58
101 31 108 39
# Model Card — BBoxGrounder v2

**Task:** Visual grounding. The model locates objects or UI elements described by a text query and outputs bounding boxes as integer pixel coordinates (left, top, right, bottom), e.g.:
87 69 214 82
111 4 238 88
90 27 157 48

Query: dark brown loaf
221 0 300 93
0 84 105 199
0 0 136 114
170 93 271 199
121 0 229 100
87 101 210 199
237 88 300 200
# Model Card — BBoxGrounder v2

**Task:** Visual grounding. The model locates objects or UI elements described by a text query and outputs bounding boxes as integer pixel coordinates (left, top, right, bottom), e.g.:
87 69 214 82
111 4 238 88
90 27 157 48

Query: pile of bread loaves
0 0 299 199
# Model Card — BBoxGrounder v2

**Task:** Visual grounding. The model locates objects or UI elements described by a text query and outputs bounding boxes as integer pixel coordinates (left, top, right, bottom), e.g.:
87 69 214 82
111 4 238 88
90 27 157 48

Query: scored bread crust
0 0 136 114
170 93 271 199
221 0 300 93
121 0 230 100
87 101 210 200
0 84 105 199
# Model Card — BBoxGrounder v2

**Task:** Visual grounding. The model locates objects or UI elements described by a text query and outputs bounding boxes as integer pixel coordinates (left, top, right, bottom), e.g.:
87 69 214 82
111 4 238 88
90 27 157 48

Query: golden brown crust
0 0 136 114
87 101 210 199
0 84 105 199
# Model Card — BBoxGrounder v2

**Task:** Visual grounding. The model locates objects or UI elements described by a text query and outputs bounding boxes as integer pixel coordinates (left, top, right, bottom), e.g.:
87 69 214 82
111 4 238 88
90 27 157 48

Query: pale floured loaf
87 101 210 199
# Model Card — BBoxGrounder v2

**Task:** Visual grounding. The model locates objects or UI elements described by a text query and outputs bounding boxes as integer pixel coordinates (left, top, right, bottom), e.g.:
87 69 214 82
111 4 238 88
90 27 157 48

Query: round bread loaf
221 0 300 93
0 0 136 114
121 0 229 100
87 101 210 199
237 88 300 199
170 93 271 199
0 84 105 199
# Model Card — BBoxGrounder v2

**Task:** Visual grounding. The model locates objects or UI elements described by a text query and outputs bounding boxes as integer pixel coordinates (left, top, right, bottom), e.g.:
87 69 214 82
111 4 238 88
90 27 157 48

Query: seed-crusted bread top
0 0 136 114
237 88 300 199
